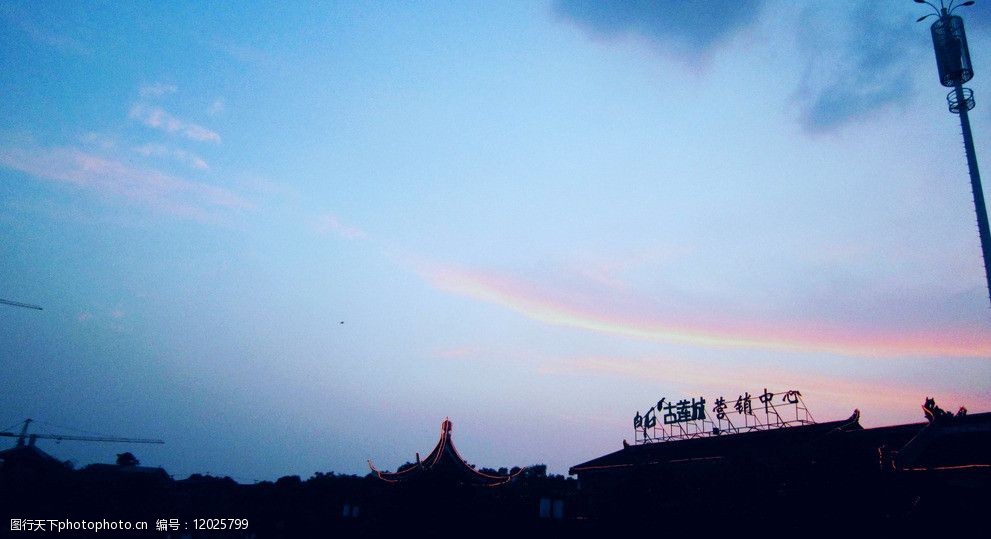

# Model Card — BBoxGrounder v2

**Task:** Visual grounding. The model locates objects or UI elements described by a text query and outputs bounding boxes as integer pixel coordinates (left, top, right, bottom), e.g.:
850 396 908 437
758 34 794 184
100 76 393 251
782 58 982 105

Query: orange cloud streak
418 263 991 359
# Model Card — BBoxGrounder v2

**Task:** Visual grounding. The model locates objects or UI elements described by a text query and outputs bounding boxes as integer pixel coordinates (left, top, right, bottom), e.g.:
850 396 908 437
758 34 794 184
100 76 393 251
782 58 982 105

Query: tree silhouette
115 452 139 466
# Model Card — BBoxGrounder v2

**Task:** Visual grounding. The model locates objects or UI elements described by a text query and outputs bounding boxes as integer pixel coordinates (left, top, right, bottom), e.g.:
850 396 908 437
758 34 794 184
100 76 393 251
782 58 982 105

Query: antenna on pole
915 0 991 307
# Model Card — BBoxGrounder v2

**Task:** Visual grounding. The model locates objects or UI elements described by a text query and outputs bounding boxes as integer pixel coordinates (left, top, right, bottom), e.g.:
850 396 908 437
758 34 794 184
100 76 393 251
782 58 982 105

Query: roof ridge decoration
368 418 525 487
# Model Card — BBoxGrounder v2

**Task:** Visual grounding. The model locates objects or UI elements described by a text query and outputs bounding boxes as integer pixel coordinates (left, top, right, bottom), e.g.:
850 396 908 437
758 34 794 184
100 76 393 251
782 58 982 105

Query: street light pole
952 82 991 305
917 0 991 305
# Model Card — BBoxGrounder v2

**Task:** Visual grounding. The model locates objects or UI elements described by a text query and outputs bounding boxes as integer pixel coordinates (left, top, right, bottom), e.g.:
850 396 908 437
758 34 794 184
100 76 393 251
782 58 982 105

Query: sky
2 0 991 482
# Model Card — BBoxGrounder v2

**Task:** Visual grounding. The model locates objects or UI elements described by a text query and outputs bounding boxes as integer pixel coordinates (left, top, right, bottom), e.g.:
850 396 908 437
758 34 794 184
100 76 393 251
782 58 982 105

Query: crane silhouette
0 419 163 448
0 298 42 310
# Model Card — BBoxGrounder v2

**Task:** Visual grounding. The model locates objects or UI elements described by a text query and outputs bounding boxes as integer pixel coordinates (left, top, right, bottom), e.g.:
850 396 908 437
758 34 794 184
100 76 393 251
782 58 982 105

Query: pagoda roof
368 418 523 487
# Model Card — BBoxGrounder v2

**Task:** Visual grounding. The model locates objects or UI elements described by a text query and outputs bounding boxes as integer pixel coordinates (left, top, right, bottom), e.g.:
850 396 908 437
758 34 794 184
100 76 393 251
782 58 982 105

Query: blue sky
2 0 991 481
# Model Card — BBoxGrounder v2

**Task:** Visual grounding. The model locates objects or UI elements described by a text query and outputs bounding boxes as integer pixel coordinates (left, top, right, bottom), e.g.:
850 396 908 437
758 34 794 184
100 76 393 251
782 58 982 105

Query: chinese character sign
635 396 707 426
633 407 657 434
634 388 809 442
666 397 705 424
713 397 728 420
734 393 753 415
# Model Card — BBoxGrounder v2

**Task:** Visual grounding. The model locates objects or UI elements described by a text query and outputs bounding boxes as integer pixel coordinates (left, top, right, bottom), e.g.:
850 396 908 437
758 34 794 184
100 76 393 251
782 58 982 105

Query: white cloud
173 149 209 170
133 143 209 170
80 132 117 150
0 146 251 222
0 3 90 55
128 104 221 143
208 98 226 116
132 143 169 157
139 83 178 98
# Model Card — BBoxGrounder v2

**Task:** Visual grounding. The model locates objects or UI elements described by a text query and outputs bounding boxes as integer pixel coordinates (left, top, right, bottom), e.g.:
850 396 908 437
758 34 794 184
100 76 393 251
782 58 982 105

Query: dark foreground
3 457 989 538
3 410 990 537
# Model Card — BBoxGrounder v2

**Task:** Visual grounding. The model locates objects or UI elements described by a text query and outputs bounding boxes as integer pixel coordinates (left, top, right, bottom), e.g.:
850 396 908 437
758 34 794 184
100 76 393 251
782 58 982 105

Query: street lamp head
914 0 976 18
931 14 974 86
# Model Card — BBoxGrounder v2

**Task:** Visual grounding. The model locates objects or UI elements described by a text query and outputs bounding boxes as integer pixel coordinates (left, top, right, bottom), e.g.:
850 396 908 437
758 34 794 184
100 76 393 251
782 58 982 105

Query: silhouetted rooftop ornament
368 418 524 487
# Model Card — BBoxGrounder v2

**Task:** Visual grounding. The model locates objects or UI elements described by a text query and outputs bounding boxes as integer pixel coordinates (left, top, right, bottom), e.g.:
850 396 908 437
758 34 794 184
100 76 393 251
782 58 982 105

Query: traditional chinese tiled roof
368 418 524 487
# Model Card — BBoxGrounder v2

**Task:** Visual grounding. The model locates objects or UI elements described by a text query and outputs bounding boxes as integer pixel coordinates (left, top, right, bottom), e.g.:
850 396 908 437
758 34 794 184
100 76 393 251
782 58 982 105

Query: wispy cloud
553 0 765 59
0 146 251 222
795 4 917 132
0 3 89 55
139 83 178 98
313 213 366 240
133 143 209 170
128 104 221 143
554 1 923 132
413 261 991 358
80 132 117 150
208 98 226 116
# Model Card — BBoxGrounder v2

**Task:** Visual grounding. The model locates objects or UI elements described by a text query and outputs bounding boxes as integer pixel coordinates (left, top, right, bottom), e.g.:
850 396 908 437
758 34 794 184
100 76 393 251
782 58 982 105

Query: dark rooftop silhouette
368 417 524 486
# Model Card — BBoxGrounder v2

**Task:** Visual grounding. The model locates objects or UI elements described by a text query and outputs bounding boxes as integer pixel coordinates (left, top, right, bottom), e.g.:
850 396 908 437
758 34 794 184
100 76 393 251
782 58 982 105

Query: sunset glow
419 262 991 359
3 1 991 482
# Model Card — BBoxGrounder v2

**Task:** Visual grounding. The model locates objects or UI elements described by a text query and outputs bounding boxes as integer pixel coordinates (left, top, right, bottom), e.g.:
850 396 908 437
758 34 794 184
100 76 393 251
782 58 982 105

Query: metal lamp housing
931 15 974 87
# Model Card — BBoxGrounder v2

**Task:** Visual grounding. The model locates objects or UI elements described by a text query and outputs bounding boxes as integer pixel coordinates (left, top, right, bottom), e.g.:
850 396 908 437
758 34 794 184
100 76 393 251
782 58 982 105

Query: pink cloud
313 213 366 239
128 104 221 143
414 261 991 359
0 146 252 222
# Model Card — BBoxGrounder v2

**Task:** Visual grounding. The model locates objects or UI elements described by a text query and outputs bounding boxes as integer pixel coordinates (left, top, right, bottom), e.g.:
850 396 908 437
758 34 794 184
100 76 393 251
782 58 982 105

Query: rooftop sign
633 389 814 444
